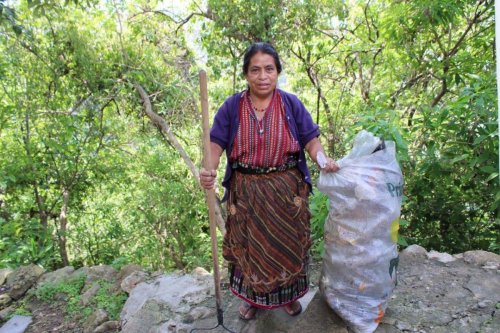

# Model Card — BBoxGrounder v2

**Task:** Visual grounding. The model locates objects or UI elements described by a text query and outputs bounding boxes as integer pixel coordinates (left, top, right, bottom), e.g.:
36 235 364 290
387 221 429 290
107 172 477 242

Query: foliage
0 0 212 271
309 191 329 260
402 75 499 252
10 299 32 318
0 0 23 34
34 273 126 321
0 0 497 276
0 218 56 267
298 0 497 254
0 0 128 268
89 281 128 320
35 273 86 316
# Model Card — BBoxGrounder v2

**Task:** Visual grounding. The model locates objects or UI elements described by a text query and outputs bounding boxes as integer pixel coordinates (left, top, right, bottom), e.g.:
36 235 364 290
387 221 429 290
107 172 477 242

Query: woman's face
245 52 278 99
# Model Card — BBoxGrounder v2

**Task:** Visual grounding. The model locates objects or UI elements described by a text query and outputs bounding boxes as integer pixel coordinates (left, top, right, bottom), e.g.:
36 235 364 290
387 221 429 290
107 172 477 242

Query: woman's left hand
321 157 340 173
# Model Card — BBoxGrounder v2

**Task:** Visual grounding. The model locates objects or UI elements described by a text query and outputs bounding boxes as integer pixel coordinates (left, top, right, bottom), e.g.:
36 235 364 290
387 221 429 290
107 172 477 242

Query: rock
5 264 44 300
395 320 412 330
384 249 500 333
185 306 216 322
0 315 32 333
478 300 493 308
37 266 74 285
81 282 101 306
482 261 500 270
427 250 456 263
151 270 163 278
93 320 120 333
121 299 173 333
0 294 12 308
219 267 229 282
465 272 500 300
463 250 500 266
83 309 108 333
120 271 148 294
288 292 349 333
73 265 117 287
111 265 146 294
400 245 427 259
191 267 210 277
161 319 191 333
0 268 13 286
116 264 144 282
0 304 14 320
374 324 401 333
120 273 214 332
480 309 500 333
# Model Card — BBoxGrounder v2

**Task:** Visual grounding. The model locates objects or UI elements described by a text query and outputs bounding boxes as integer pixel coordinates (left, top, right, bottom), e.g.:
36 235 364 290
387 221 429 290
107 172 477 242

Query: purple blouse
210 89 320 201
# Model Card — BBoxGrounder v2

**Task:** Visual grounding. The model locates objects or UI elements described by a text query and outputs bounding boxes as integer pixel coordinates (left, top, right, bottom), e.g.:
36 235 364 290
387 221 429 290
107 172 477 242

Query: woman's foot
239 302 257 320
284 301 302 316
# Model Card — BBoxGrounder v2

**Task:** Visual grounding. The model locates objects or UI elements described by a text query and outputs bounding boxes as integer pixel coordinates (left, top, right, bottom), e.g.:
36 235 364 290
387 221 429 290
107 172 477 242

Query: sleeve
209 98 232 150
291 94 320 146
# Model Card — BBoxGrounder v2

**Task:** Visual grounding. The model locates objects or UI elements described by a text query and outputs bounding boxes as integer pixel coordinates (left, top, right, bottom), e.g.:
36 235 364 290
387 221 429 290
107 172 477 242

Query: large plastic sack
318 130 403 333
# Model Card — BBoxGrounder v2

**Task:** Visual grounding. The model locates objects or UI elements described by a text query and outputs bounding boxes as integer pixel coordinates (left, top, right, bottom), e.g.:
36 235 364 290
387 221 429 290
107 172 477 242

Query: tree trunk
306 66 338 155
34 187 49 229
58 189 70 266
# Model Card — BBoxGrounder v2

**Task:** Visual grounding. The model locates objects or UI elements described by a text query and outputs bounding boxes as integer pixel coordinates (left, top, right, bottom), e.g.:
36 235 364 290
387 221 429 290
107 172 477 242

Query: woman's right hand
200 168 217 190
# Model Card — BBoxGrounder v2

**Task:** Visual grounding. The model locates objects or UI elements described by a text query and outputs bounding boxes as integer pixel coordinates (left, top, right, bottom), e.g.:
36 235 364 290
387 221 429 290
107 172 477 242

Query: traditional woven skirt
222 168 311 309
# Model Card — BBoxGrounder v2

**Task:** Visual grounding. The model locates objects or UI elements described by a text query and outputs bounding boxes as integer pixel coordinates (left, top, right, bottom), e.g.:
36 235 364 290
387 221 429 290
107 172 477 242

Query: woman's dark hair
242 42 282 75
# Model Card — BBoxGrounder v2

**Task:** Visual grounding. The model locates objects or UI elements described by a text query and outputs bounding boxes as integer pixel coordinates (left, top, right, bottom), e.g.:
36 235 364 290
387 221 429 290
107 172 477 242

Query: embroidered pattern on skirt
228 262 309 309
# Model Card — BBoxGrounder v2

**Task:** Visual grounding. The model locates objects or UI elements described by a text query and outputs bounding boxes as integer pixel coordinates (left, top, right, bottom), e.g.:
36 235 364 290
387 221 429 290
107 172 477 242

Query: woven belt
232 161 298 175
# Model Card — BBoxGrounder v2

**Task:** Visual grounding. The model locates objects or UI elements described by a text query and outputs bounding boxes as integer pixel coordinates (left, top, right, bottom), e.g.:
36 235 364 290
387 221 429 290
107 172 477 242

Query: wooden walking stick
191 70 235 333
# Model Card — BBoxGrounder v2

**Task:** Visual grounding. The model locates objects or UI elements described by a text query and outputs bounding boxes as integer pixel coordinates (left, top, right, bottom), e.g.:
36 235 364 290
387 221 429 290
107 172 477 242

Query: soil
24 296 84 333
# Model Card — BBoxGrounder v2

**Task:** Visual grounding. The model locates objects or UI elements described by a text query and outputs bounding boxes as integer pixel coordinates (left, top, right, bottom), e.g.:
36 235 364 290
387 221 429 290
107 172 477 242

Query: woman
200 42 339 320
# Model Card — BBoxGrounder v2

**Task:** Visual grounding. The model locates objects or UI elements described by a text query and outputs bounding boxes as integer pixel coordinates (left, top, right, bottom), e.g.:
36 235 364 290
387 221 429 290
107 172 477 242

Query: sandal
239 302 257 320
284 301 302 317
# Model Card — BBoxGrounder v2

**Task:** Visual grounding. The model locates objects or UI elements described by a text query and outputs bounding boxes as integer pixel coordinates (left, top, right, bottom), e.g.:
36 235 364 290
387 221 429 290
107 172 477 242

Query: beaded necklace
248 95 270 135
248 95 272 135
249 95 270 114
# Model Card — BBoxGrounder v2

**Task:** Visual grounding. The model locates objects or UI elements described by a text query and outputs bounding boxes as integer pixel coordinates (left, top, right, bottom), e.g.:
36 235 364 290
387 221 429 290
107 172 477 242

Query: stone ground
191 248 500 333
190 260 324 333
1 246 499 333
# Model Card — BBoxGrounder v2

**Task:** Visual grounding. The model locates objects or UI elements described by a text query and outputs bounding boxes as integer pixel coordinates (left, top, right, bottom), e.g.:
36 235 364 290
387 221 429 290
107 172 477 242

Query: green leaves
402 71 498 252
309 191 329 259
449 154 469 164
0 0 497 273
0 0 23 34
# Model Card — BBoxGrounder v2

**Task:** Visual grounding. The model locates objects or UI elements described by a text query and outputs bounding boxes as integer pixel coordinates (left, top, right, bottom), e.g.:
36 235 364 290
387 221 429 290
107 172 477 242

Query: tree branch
133 82 226 235
390 73 426 107
447 0 491 58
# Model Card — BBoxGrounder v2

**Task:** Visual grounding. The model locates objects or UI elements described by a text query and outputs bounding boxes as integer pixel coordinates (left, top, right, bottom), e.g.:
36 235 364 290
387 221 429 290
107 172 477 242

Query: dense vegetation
0 0 498 272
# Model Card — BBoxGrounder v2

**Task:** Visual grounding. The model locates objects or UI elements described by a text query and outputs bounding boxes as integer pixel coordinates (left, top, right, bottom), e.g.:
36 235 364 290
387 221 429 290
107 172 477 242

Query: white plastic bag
318 131 403 333
338 130 381 163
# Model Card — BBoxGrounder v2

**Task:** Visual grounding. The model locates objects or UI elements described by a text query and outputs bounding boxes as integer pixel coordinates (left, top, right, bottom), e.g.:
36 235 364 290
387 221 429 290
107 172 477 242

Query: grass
34 273 127 321
91 281 128 320
8 298 32 319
